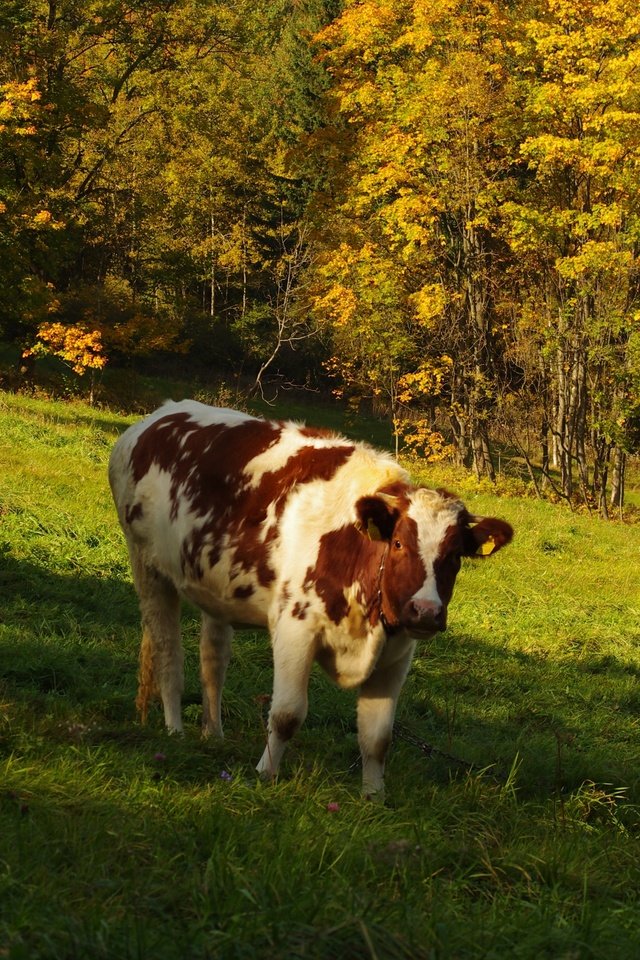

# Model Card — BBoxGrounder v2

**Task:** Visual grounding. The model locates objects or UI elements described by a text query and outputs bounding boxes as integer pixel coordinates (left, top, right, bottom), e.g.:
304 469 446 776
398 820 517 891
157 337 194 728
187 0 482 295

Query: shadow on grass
40 406 131 436
396 629 640 800
0 553 137 630
2 553 639 802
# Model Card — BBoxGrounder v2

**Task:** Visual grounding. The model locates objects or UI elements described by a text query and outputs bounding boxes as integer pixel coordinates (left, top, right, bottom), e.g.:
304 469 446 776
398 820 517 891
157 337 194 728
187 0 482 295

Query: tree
310 0 519 476
503 0 640 511
0 0 247 358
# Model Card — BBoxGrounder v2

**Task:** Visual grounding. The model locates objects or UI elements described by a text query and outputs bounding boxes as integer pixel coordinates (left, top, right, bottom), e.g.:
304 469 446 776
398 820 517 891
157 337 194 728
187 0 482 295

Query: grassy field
1 388 640 959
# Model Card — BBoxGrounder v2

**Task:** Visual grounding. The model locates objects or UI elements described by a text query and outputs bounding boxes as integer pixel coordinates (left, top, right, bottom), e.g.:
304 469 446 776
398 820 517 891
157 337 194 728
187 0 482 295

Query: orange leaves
395 420 455 461
0 79 41 136
29 209 66 231
24 323 107 376
397 356 453 404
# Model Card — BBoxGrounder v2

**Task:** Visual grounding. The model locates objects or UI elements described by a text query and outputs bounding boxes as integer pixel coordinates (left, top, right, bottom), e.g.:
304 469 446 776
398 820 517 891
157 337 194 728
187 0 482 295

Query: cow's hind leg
200 613 232 738
357 640 416 801
132 552 183 733
256 625 315 780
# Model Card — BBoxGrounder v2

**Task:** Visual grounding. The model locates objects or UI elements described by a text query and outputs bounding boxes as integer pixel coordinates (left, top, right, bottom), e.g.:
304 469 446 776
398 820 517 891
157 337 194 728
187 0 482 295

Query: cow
108 400 513 799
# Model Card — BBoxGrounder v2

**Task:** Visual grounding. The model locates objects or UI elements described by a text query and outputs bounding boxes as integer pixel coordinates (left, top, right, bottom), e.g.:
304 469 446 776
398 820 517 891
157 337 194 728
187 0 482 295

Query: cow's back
109 403 270 594
109 401 258 538
109 400 407 626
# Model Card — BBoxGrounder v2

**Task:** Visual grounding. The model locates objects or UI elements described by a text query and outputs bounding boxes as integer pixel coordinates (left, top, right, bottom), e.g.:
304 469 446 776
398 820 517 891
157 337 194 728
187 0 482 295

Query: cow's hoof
201 724 223 740
363 787 385 804
256 765 277 783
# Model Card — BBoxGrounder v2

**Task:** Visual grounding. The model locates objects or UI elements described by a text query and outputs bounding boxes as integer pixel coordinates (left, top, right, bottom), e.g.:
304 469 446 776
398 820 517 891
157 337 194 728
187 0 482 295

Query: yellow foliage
397 356 453 402
0 79 41 135
409 283 447 327
396 419 455 462
24 323 107 375
557 241 632 280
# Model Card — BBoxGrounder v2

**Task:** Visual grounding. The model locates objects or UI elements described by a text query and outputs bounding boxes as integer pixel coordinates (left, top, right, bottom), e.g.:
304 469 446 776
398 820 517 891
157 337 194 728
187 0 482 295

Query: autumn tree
0 0 247 362
310 0 521 477
504 0 640 511
0 70 58 338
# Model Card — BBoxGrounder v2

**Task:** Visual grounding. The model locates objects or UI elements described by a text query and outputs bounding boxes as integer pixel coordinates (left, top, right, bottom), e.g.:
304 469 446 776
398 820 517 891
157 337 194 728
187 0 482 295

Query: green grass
1 389 640 959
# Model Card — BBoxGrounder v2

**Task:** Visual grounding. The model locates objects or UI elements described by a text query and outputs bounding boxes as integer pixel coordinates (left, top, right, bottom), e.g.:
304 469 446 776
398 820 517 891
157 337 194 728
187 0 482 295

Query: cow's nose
402 599 446 632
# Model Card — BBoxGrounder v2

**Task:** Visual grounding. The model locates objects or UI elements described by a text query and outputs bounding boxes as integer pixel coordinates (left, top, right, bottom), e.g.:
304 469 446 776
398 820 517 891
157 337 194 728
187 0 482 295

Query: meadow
1 388 640 959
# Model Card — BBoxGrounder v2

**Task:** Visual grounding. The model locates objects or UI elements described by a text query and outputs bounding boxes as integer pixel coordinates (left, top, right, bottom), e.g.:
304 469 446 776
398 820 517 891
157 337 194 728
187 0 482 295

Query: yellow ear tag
476 536 496 557
367 519 382 541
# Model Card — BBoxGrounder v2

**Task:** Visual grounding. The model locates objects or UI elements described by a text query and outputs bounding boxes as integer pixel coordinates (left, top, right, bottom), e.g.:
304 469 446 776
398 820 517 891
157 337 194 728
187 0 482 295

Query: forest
1 0 639 516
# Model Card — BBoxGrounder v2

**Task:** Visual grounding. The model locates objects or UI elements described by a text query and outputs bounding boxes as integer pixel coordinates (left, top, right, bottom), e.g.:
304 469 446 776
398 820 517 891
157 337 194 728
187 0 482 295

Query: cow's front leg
357 640 416 801
256 624 315 780
200 614 232 738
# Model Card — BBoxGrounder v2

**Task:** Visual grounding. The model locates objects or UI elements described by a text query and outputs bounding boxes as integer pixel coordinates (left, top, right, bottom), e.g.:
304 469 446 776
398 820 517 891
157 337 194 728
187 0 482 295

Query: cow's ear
355 495 400 542
462 517 513 557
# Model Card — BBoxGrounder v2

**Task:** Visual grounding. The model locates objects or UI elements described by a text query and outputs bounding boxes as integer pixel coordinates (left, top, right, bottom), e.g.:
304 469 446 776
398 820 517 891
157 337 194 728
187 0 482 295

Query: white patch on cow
261 500 279 539
163 400 257 430
242 425 313 488
125 463 201 582
277 441 407 553
407 490 464 605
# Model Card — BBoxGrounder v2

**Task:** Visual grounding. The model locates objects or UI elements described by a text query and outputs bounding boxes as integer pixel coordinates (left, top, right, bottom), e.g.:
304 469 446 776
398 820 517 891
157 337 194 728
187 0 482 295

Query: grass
1 388 640 958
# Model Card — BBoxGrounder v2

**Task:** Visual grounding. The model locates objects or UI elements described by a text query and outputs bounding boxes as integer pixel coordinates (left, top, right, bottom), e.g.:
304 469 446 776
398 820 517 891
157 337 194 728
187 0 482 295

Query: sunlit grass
1 389 640 959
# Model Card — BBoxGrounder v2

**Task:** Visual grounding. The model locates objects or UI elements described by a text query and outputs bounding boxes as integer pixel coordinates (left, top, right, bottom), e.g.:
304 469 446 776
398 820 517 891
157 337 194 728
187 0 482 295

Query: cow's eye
394 539 402 550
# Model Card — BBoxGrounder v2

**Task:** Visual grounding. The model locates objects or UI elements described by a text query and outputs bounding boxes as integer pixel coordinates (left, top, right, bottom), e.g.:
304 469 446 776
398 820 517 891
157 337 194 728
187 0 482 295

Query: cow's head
356 487 513 636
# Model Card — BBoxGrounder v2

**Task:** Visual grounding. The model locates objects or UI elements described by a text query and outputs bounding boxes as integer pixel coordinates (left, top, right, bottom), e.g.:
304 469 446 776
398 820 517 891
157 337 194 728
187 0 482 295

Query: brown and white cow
109 400 513 798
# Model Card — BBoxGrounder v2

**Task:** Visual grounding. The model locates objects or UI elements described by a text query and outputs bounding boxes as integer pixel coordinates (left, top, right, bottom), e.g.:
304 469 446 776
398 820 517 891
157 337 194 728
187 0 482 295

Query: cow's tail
136 625 159 723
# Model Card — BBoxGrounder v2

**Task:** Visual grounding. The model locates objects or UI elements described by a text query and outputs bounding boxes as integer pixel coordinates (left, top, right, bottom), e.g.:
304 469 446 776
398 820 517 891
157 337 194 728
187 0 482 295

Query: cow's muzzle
401 599 446 633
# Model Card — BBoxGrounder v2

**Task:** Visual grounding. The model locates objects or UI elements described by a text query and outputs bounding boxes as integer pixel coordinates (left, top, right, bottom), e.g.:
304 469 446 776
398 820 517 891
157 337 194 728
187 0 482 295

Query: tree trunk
541 411 550 485
449 410 472 469
462 214 496 482
596 442 611 519
210 206 216 320
471 425 496 482
610 447 626 516
571 344 590 504
241 205 247 318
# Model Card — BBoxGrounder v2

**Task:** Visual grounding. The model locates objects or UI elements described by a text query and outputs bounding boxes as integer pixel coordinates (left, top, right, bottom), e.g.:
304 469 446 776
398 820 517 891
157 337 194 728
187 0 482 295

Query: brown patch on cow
130 412 193 483
130 413 282 516
180 529 221 579
233 584 255 599
379 513 425 629
130 412 357 590
228 443 354 588
125 502 143 525
292 601 309 620
272 711 301 742
307 524 386 627
253 445 354 510
298 425 337 439
433 523 464 606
